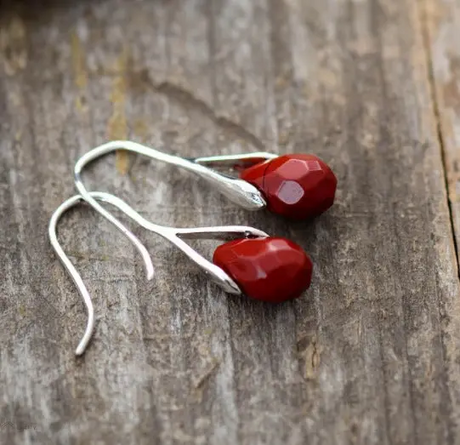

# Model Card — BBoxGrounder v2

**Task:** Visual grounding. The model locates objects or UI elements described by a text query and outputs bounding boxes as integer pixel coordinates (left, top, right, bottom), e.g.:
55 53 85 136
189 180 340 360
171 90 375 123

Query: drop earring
192 152 337 220
74 140 337 225
49 192 313 356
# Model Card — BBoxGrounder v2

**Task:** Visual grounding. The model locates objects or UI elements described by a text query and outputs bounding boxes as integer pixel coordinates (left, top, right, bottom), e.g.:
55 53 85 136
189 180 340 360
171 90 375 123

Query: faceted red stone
239 154 337 219
213 237 313 303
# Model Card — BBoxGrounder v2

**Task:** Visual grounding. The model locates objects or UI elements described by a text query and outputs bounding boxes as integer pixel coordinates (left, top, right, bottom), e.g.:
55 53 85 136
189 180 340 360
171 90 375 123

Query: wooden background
0 0 459 443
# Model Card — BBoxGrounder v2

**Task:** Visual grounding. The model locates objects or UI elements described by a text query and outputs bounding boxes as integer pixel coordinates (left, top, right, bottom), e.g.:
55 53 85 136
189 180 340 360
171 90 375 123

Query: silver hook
49 191 268 356
74 141 277 262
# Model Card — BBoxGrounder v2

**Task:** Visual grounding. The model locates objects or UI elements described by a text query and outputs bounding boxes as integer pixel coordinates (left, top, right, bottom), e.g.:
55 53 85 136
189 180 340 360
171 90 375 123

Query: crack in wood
125 68 266 151
418 0 460 273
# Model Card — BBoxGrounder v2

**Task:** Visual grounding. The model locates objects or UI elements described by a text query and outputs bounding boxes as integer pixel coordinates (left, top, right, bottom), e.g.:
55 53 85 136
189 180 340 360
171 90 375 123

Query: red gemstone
240 154 337 219
213 237 313 303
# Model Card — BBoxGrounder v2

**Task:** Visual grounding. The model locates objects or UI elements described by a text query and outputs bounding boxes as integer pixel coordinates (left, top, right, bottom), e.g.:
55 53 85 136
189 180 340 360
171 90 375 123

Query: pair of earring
50 140 337 355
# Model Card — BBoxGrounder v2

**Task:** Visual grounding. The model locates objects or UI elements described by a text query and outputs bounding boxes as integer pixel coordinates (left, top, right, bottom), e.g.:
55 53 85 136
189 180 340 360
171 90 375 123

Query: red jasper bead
240 154 337 220
213 237 313 303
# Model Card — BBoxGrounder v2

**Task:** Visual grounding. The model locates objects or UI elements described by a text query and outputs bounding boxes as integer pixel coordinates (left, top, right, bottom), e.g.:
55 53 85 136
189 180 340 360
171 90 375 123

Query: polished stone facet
213 237 313 303
240 154 337 219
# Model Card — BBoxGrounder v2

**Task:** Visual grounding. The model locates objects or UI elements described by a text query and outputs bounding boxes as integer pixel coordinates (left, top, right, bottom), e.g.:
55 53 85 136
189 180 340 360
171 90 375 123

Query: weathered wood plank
0 0 459 444
424 0 460 265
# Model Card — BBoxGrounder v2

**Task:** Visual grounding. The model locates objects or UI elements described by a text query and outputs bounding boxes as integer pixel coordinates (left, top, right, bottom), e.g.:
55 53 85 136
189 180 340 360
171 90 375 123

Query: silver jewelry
49 191 268 356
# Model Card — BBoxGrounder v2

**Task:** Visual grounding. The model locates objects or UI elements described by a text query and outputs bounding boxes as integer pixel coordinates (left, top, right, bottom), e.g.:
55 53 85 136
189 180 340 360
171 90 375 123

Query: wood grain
0 0 459 444
424 0 460 266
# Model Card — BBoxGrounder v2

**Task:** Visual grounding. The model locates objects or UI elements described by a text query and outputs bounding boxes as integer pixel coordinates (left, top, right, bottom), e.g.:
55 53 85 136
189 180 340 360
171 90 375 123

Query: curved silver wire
49 191 268 356
74 141 276 266
49 195 96 356
189 152 278 170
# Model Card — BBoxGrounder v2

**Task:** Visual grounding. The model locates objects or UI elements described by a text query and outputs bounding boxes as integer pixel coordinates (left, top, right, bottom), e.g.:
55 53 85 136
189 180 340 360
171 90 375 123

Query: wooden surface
1 0 460 444
426 0 460 265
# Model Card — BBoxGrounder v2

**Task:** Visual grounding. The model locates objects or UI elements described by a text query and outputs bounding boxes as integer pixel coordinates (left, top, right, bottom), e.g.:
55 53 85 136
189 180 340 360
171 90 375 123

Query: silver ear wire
49 194 98 356
188 152 278 170
49 191 268 356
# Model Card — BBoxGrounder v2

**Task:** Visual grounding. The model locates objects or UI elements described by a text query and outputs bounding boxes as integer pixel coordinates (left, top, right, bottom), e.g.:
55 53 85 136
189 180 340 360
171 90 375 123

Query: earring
74 141 337 225
49 192 313 356
192 152 337 220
